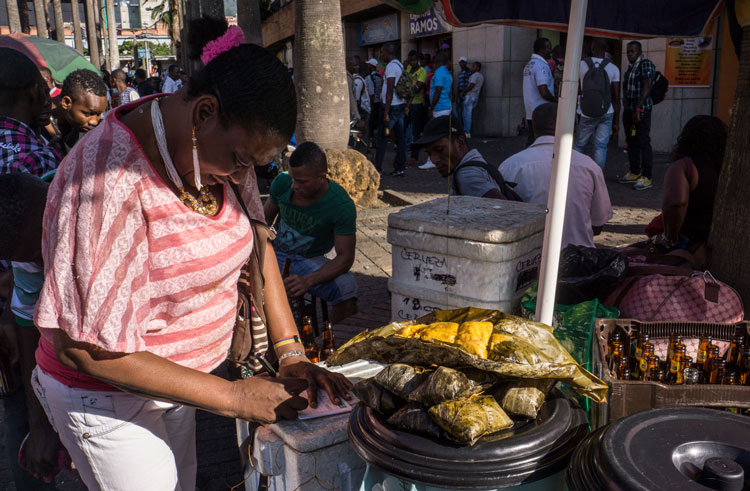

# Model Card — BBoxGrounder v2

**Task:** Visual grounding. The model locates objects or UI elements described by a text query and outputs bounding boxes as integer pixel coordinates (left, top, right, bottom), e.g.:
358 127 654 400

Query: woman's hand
229 374 309 423
278 356 352 408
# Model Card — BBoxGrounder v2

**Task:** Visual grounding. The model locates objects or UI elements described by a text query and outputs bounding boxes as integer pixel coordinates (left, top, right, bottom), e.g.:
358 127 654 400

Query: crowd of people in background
345 43 486 176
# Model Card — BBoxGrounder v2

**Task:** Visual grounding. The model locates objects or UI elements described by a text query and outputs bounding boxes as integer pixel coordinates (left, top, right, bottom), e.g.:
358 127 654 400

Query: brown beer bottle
302 316 320 363
644 354 659 381
651 367 666 384
696 333 712 365
676 354 692 385
634 333 649 369
618 367 631 381
638 343 654 380
320 322 336 362
609 341 624 372
667 332 681 363
703 345 720 379
741 348 750 385
668 345 686 384
726 334 745 369
710 359 727 385
282 259 306 329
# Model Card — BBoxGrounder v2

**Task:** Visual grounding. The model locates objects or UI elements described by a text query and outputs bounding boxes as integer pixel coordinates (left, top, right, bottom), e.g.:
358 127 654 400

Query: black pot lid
568 407 750 491
348 388 589 490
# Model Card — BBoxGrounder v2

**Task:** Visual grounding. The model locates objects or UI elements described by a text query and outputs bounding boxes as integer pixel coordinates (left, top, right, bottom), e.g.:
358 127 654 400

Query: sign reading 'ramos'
409 5 452 39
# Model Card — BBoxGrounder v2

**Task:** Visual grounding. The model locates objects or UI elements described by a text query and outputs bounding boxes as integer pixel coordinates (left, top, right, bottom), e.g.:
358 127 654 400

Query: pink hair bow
201 26 245 65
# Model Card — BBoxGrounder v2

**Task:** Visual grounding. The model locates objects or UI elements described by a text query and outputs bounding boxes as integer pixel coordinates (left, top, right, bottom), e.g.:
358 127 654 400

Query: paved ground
0 135 664 490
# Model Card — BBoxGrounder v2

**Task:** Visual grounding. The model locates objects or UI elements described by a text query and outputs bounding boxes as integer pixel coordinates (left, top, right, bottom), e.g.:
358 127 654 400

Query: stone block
679 98 712 128
509 26 537 61
508 96 526 136
475 97 503 136
649 50 666 71
325 148 381 208
509 60 526 98
466 29 486 60
680 86 713 99
483 62 503 98
484 25 504 61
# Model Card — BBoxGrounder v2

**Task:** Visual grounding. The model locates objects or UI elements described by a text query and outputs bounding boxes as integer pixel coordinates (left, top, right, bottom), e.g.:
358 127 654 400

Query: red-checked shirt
0 116 61 176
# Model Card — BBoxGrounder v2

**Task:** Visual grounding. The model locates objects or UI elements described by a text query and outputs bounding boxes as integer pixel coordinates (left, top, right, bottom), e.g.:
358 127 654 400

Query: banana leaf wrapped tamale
351 378 403 415
387 403 442 439
419 322 459 343
455 322 494 358
326 308 608 403
373 363 430 400
428 395 513 446
494 380 553 419
410 366 483 406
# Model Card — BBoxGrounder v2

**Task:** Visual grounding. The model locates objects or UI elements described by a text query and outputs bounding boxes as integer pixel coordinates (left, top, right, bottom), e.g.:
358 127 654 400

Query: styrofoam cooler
387 197 546 321
238 360 384 491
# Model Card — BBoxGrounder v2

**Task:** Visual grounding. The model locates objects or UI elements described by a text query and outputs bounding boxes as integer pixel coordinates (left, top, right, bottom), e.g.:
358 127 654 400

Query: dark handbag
227 183 275 379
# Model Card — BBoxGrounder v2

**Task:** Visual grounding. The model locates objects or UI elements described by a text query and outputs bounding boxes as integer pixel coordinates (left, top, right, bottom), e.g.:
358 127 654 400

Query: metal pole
84 0 101 67
105 0 120 69
32 0 47 37
70 0 84 52
534 0 588 326
5 0 22 33
52 0 65 41
237 0 262 45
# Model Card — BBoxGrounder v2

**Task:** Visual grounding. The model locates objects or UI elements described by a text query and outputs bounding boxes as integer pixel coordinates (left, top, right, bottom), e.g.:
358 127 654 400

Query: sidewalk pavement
0 135 664 490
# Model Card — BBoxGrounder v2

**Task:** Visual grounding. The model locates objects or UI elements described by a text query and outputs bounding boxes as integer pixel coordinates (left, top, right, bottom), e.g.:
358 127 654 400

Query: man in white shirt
111 69 140 106
522 38 556 147
375 42 407 176
500 103 613 248
459 61 484 137
351 56 371 116
161 64 182 94
574 38 621 169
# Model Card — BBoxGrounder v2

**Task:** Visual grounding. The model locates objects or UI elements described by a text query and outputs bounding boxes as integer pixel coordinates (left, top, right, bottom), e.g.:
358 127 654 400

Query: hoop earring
192 126 202 191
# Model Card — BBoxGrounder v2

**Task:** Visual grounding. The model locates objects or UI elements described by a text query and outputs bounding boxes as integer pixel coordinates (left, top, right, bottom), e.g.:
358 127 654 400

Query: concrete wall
617 38 719 153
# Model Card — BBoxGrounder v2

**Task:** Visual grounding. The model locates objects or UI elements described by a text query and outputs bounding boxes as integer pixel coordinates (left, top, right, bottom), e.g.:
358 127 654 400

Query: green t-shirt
407 65 428 104
269 172 357 258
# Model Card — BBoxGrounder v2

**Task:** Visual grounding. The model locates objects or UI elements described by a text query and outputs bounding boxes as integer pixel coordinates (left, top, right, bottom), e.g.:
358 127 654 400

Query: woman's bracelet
273 335 302 349
277 350 306 364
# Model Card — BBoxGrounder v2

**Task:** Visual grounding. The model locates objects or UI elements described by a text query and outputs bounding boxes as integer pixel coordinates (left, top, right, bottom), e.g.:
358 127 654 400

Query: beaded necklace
150 99 219 216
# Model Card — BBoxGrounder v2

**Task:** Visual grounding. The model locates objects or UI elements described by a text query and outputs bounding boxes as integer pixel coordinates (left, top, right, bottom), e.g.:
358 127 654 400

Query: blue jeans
275 251 357 305
375 104 406 172
573 112 614 169
462 96 478 134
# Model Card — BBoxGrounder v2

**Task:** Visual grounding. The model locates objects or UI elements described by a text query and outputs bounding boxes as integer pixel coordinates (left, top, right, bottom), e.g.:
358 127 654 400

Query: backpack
452 160 523 202
580 57 612 118
392 60 417 100
651 71 669 104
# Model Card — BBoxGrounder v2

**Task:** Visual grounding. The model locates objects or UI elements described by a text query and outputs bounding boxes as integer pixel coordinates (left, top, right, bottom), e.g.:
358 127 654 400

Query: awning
437 0 723 38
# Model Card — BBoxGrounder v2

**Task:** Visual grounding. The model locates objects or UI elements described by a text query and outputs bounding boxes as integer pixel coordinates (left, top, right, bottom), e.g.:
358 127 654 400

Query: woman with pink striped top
31 17 350 490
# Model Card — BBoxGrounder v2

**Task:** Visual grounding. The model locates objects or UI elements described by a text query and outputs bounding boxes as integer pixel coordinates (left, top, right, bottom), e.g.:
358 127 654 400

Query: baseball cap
366 58 378 67
412 116 464 150
459 56 467 62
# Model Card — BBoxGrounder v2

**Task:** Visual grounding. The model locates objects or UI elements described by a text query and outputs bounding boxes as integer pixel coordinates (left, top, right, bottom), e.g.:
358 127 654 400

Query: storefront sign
359 14 399 46
664 21 716 87
409 5 452 39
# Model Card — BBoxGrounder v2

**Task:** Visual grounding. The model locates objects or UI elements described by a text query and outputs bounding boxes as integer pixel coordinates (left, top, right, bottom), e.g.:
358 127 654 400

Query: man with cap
412 116 509 200
455 56 472 122
499 103 613 248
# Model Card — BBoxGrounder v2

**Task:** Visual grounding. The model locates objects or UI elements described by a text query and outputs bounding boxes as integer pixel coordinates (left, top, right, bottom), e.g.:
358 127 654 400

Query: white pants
32 367 197 491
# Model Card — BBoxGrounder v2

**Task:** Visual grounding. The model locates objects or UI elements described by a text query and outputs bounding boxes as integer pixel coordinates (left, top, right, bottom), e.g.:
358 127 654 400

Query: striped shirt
35 100 264 388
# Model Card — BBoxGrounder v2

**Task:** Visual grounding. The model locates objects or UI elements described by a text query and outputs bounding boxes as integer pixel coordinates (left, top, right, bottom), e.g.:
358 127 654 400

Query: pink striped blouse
34 98 265 388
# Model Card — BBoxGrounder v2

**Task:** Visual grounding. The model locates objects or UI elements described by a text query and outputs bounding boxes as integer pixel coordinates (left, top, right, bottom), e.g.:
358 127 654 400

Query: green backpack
393 61 417 100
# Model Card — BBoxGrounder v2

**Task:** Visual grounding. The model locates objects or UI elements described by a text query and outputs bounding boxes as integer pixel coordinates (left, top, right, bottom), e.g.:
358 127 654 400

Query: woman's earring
192 126 202 191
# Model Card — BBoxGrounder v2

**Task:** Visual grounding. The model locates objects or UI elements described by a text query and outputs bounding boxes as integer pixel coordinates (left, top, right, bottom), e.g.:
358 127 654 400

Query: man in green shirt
264 142 358 323
406 50 428 164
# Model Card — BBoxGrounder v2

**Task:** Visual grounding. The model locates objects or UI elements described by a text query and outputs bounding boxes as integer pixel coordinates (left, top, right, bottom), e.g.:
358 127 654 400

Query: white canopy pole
534 0 588 325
